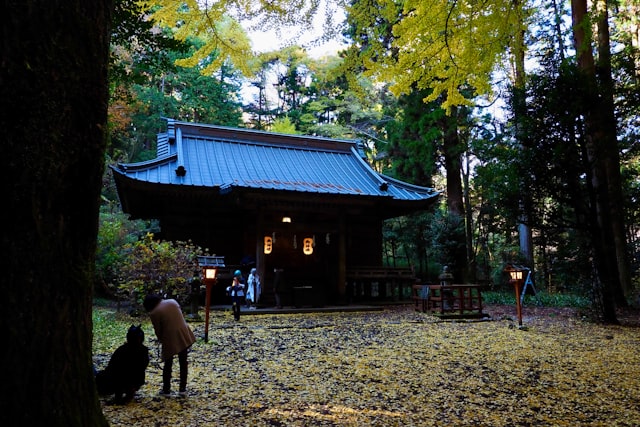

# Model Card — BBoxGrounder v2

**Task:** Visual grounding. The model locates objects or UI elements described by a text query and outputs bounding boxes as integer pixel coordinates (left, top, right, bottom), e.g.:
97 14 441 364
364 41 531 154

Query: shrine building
111 119 439 306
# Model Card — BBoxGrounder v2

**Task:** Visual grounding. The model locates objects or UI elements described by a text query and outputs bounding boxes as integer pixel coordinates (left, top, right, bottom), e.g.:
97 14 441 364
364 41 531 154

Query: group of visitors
226 267 262 320
96 293 196 403
95 266 263 404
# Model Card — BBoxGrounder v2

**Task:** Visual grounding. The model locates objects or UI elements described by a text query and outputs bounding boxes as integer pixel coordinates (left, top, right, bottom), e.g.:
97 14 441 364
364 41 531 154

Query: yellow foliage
144 0 334 76
146 0 254 75
358 0 529 112
96 306 640 426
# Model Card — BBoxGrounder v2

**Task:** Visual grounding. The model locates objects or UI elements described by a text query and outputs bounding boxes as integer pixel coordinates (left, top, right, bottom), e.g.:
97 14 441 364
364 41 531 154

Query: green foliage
109 4 244 163
271 116 299 134
482 291 591 308
96 206 207 310
531 292 591 308
383 213 434 280
471 139 521 225
382 89 441 187
243 44 393 142
116 233 207 309
426 208 467 274
95 207 159 295
346 0 528 111
481 290 517 305
148 0 343 77
110 0 189 89
92 307 150 355
383 209 469 282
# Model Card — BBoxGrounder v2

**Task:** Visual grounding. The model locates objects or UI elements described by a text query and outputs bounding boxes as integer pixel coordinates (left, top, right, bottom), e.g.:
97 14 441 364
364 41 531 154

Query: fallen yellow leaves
95 306 640 426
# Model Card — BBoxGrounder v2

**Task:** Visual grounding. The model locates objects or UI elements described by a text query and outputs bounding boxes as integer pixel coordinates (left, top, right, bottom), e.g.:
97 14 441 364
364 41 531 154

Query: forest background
2 0 639 425
100 0 640 322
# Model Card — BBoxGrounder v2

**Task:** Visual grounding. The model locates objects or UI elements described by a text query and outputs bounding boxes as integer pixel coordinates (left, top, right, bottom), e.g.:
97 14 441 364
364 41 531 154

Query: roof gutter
174 127 187 177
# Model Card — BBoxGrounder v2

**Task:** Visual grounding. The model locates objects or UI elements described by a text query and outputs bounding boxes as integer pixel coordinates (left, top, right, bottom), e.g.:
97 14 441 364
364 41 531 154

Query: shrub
482 290 590 308
116 233 207 310
95 207 158 296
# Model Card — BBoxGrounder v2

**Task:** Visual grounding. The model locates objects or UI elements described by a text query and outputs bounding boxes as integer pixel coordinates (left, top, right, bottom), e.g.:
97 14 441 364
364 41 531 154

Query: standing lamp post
198 255 225 343
505 265 525 327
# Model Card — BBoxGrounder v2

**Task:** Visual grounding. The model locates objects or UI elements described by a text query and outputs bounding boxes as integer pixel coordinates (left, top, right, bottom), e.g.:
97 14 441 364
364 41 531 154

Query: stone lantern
438 266 454 309
438 265 453 286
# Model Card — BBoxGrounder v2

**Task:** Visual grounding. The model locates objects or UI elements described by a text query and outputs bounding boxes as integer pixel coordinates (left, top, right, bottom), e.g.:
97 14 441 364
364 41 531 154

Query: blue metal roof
112 120 439 204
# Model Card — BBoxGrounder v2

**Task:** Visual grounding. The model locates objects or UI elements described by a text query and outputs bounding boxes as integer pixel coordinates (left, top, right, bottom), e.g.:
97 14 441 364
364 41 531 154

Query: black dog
96 325 150 404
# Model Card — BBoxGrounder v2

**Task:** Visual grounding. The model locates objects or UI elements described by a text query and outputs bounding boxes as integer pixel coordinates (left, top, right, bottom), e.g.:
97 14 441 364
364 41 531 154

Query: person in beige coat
143 294 196 396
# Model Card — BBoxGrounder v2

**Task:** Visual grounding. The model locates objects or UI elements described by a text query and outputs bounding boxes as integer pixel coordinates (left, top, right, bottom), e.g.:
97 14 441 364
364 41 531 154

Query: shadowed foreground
94 305 640 426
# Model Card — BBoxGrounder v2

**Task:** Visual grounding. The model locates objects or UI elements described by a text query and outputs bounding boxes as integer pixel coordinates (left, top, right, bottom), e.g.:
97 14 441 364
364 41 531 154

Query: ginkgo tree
147 0 347 75
347 0 529 111
146 0 527 113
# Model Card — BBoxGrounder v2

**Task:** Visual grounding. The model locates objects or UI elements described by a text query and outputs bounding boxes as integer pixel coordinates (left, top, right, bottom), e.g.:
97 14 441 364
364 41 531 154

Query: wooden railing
413 284 485 319
346 266 418 302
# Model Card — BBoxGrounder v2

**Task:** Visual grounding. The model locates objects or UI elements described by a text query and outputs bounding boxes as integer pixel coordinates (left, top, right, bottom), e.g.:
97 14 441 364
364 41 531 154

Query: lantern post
505 264 525 327
198 255 225 343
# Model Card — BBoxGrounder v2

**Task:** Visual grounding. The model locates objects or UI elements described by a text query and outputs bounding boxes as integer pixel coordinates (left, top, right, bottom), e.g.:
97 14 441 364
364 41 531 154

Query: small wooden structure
347 266 418 302
413 283 485 319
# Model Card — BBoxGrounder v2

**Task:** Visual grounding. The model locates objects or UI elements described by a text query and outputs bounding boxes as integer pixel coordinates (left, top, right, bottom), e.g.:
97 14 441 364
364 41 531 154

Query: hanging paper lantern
303 237 314 255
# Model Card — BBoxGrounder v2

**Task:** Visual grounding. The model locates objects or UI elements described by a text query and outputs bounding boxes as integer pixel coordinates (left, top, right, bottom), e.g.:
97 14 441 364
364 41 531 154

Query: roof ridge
168 119 356 153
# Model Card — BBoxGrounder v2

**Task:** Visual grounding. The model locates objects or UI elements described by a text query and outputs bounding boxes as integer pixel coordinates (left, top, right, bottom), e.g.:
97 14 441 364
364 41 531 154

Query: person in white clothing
245 268 261 309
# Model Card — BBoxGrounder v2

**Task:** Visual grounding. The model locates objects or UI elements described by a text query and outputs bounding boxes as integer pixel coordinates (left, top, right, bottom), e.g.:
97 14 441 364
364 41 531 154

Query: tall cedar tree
571 0 619 322
347 0 468 279
1 1 113 425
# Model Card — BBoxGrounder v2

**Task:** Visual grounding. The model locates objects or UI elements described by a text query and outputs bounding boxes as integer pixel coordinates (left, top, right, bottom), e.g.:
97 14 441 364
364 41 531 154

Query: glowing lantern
197 255 225 343
264 236 273 254
303 237 314 255
504 264 526 327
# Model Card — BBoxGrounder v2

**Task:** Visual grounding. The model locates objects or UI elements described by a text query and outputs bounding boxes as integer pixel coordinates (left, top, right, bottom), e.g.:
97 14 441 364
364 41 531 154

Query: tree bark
1 1 112 425
463 151 475 280
443 108 465 219
595 0 631 303
571 0 619 323
512 0 534 268
441 106 468 279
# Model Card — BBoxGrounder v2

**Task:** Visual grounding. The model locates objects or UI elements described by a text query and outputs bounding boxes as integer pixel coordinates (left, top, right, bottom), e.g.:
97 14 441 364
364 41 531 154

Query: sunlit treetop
146 0 254 75
148 0 528 111
351 0 529 112
146 0 346 75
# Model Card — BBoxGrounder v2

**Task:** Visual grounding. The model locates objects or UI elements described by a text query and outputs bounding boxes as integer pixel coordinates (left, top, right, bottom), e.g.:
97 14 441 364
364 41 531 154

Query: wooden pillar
337 214 346 303
256 210 265 284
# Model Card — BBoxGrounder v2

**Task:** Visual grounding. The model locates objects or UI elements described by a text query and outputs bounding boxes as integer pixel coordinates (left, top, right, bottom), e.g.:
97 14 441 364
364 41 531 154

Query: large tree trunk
462 151 475 280
443 109 465 219
595 0 631 303
441 106 468 279
512 0 534 268
1 1 112 425
571 0 619 323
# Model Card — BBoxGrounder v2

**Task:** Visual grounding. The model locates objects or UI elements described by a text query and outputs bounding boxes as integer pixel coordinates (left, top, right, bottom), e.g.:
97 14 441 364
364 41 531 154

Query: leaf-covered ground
94 305 640 426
